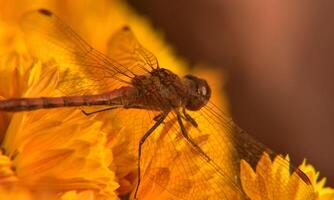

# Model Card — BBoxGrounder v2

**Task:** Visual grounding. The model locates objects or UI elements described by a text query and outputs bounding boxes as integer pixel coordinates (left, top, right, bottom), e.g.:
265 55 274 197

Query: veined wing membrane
199 102 314 198
138 102 315 199
138 110 245 199
20 9 153 96
107 26 159 74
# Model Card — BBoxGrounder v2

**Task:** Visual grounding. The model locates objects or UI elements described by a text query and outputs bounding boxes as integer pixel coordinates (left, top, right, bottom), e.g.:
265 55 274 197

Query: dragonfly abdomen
0 97 65 111
0 96 104 112
0 86 137 112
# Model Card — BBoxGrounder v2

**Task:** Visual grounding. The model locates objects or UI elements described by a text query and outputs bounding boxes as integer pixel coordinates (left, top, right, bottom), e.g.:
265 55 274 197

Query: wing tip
295 168 312 185
122 26 131 31
38 9 53 16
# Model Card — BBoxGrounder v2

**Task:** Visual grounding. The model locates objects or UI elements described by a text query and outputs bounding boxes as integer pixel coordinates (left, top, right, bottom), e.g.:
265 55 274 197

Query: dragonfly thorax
131 68 211 111
130 68 185 110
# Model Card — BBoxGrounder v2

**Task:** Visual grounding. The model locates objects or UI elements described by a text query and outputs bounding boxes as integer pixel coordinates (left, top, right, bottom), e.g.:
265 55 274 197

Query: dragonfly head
183 75 211 111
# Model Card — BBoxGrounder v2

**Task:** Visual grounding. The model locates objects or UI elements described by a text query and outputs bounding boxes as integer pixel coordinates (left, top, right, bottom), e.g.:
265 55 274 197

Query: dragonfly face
183 74 211 111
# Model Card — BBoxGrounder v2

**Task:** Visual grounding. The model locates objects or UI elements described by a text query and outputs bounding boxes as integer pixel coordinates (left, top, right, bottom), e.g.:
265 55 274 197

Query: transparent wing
20 9 155 96
96 96 163 196
137 102 315 199
107 26 159 74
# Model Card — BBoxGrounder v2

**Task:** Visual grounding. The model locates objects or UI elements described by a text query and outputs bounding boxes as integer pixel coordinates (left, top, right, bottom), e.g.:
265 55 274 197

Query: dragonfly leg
176 110 211 162
182 107 198 127
82 104 147 116
134 112 169 199
81 106 120 116
153 113 167 123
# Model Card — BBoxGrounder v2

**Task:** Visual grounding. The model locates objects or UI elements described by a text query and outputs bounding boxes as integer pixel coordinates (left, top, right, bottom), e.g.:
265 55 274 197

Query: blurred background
127 0 334 184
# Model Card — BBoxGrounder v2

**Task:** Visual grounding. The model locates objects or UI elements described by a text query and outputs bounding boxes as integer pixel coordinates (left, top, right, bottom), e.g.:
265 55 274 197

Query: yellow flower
0 150 17 185
299 161 334 200
0 187 34 200
0 55 119 199
240 153 334 200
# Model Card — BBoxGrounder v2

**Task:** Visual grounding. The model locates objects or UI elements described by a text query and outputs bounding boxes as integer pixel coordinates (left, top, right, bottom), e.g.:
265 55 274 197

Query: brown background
128 0 334 185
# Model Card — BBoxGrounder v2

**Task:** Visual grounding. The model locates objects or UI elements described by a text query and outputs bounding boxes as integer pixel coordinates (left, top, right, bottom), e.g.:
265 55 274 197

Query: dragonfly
0 9 315 199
